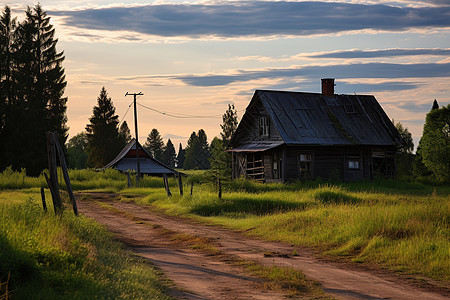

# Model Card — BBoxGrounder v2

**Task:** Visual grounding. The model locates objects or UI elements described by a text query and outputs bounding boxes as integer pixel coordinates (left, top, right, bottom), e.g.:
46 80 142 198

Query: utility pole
125 92 143 182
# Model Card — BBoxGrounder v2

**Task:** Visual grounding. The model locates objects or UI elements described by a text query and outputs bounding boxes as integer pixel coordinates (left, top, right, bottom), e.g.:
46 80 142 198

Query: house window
347 159 360 169
299 153 312 178
259 116 269 137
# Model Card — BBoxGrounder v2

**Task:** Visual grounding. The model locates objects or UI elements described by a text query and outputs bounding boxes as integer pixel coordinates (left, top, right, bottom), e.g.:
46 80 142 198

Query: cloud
171 62 450 87
308 48 450 59
396 103 433 113
163 133 187 140
50 1 450 39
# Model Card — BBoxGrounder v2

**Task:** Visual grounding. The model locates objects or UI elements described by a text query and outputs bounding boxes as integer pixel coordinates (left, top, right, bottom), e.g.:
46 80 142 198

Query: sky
5 0 450 149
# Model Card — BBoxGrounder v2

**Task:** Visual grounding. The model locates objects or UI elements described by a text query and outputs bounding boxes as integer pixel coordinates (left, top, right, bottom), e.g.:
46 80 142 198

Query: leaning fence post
218 177 222 199
46 132 62 213
54 133 78 216
40 187 47 213
44 172 58 215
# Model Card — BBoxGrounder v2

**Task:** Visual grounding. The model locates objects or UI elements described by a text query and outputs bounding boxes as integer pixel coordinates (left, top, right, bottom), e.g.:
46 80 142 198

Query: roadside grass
124 183 449 282
0 189 172 299
2 168 449 283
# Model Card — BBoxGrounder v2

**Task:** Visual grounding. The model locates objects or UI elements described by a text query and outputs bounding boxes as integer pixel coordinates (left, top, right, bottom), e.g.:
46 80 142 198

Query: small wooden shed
229 79 402 182
102 138 177 175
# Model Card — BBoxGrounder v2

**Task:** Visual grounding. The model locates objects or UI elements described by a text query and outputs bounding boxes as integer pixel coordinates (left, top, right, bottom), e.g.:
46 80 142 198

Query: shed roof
233 90 401 147
102 138 177 175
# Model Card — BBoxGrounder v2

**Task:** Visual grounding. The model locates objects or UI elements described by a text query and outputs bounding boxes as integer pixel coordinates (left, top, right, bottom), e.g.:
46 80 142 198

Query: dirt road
77 193 449 300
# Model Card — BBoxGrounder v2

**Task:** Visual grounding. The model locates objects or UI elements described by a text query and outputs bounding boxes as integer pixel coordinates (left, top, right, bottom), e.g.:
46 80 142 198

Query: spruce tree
208 105 238 180
177 143 185 168
220 104 238 147
119 121 132 146
183 132 200 170
208 137 229 180
0 5 68 175
197 129 210 169
144 128 164 161
0 6 17 170
162 139 176 168
417 104 450 182
86 87 122 168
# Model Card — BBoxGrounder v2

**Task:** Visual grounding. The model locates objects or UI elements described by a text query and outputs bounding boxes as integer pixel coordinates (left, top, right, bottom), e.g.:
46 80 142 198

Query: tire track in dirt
77 195 317 299
77 193 449 300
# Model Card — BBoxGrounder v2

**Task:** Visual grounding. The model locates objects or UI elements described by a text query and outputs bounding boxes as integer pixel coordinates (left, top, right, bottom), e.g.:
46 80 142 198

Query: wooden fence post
163 173 172 197
44 173 58 215
46 132 63 213
190 181 193 196
178 173 183 196
54 133 78 216
40 187 47 213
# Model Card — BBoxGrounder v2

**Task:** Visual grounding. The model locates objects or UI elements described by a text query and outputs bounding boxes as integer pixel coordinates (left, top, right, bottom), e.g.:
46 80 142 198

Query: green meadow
0 186 172 298
1 167 449 298
124 174 450 282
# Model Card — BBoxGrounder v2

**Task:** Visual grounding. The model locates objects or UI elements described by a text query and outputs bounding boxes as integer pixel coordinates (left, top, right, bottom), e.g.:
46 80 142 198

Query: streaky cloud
309 48 450 59
50 1 450 38
174 62 450 87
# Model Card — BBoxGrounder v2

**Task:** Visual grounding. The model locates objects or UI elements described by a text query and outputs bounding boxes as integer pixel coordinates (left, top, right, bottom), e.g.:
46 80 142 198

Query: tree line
67 86 239 175
0 5 68 176
396 100 449 182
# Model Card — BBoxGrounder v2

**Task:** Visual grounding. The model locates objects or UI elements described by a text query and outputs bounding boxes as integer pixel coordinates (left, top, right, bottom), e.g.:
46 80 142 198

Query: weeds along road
77 192 449 300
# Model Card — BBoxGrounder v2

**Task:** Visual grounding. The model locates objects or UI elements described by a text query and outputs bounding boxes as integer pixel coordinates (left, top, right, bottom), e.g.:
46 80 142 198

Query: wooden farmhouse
102 138 177 176
229 79 402 182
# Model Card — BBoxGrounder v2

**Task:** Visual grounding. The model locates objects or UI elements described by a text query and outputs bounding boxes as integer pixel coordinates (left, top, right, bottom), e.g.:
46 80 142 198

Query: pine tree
220 104 238 147
0 5 68 175
177 143 185 168
144 128 164 161
197 129 210 169
183 132 200 170
208 105 238 180
119 121 132 146
432 99 439 110
86 87 122 168
0 6 17 170
162 139 176 168
417 104 450 182
208 137 229 180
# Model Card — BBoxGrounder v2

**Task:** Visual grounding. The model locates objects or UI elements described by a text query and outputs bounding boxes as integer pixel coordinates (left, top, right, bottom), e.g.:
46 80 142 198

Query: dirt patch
77 192 449 300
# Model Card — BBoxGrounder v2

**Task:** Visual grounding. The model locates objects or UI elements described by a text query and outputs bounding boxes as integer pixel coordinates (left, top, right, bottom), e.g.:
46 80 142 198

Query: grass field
1 167 449 294
0 188 172 299
122 175 450 282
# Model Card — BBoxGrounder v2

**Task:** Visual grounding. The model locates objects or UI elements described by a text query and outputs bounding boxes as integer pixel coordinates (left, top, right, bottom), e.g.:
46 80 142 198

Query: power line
137 102 244 119
118 100 134 126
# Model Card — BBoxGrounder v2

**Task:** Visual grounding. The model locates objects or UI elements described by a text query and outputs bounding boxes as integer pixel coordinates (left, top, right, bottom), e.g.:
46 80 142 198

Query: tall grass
0 189 172 299
127 183 449 281
1 168 448 281
0 167 171 191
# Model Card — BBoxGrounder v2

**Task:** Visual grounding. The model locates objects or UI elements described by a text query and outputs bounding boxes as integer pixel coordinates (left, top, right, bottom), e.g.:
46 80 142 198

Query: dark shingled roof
236 90 401 146
102 138 178 175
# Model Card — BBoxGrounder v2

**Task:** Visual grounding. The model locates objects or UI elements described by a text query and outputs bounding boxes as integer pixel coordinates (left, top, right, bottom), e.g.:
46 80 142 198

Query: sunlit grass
0 189 172 299
125 183 449 281
2 167 449 282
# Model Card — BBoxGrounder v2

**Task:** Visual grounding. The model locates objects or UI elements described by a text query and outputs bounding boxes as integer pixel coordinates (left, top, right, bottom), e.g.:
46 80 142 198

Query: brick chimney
321 78 335 97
